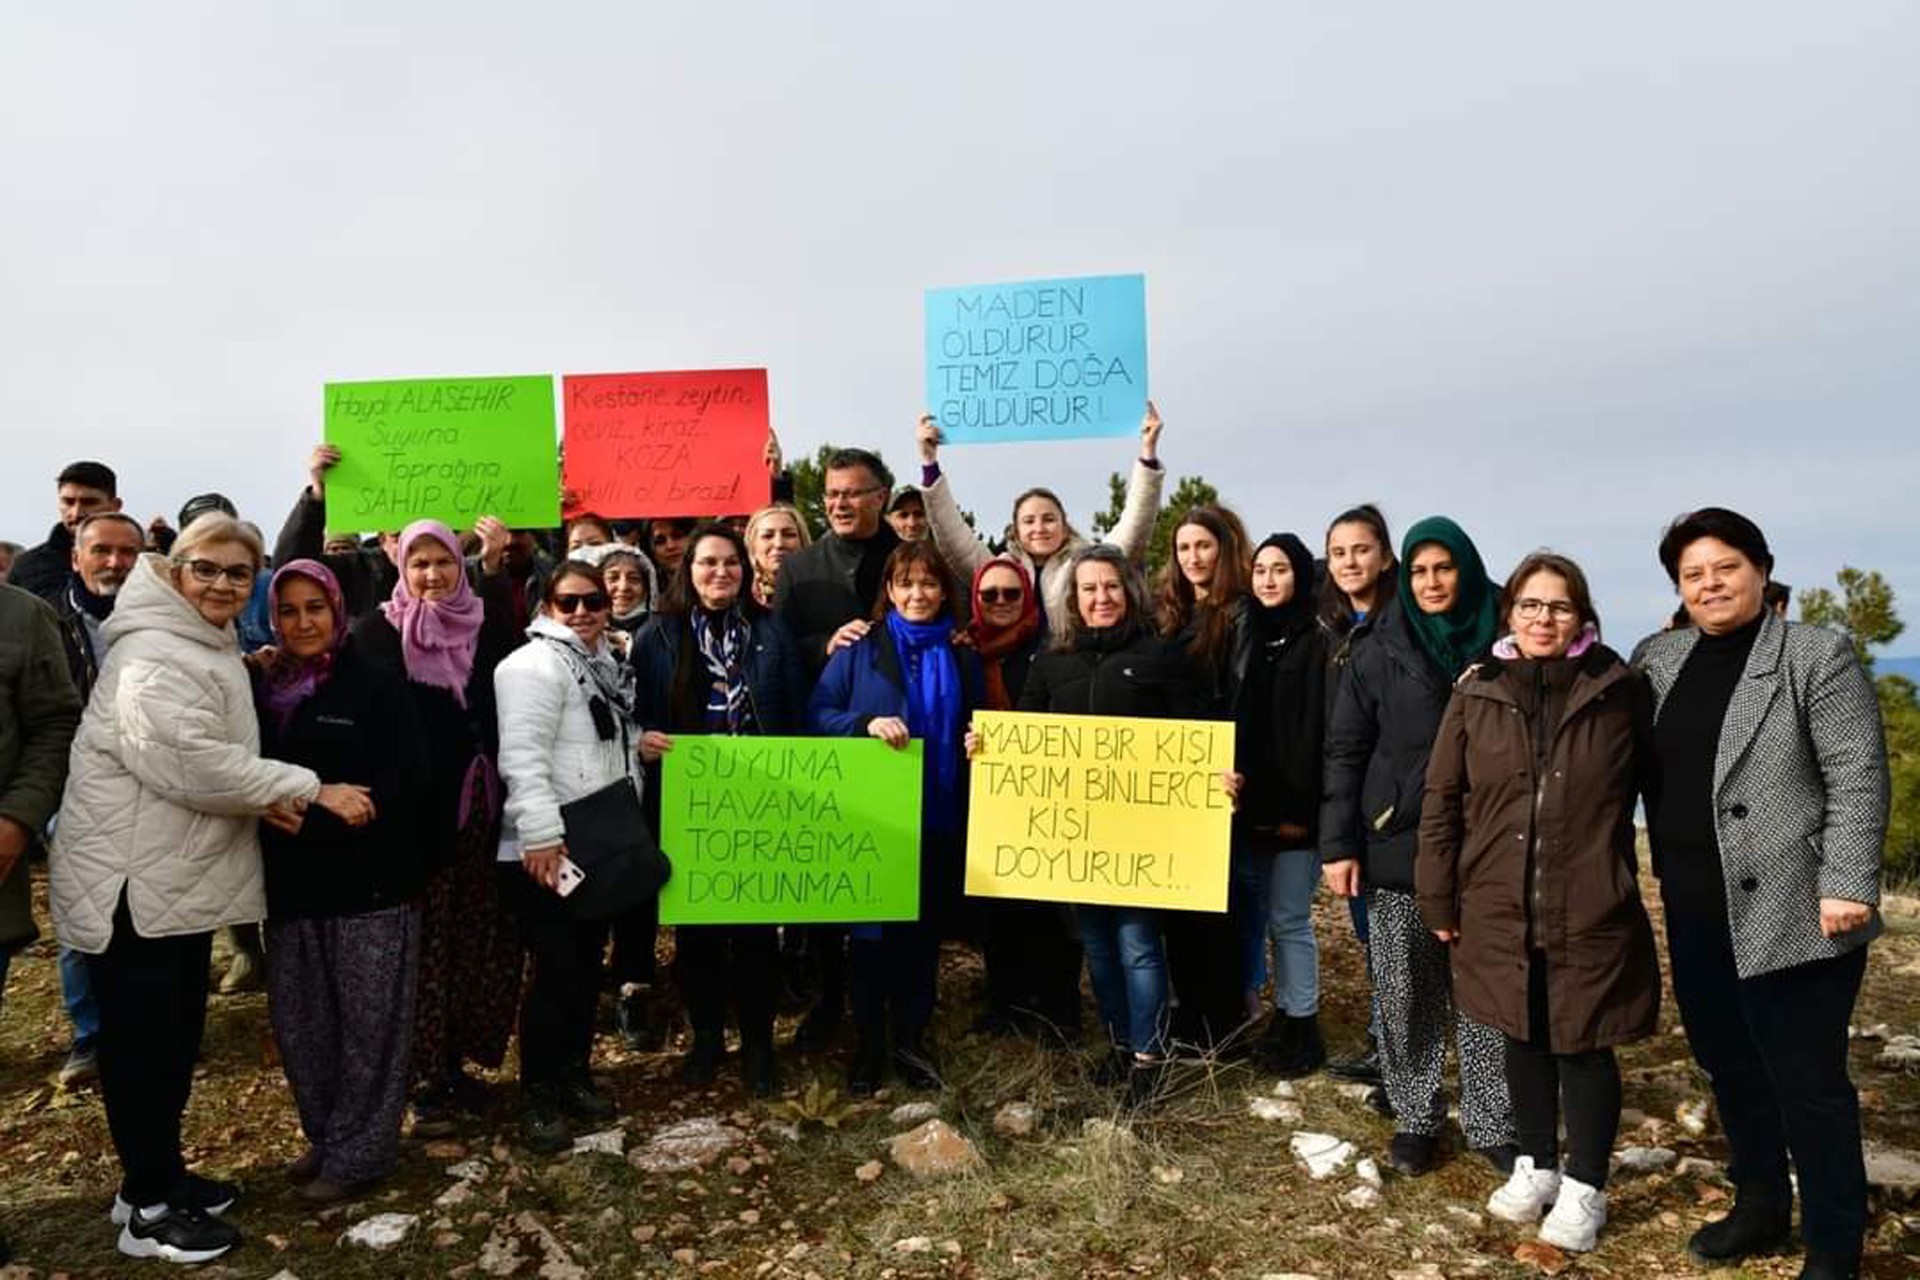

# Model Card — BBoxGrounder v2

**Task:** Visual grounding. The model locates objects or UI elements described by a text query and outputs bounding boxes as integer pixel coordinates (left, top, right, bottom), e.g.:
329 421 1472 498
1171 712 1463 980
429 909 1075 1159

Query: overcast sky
4 2 1916 644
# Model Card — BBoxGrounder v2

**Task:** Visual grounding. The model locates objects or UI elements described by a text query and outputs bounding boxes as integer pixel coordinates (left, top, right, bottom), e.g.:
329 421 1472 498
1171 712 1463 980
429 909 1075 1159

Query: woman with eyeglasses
1322 516 1515 1177
916 405 1166 636
633 525 807 1095
494 560 646 1152
809 541 983 1096
1419 551 1659 1253
352 518 523 1137
53 515 376 1263
964 556 1080 1041
252 560 433 1206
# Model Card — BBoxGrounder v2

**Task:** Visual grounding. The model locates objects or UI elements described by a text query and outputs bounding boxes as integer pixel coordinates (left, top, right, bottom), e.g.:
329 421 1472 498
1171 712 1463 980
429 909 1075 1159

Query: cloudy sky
4 2 1916 643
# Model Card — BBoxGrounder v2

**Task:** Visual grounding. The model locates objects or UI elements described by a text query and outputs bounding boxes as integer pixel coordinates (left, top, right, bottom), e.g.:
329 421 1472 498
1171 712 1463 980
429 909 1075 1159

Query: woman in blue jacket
807 540 982 1096
634 526 807 1096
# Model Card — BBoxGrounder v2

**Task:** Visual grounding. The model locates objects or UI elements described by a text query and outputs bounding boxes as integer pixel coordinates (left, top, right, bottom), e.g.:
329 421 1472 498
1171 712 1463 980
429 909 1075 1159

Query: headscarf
571 541 657 630
262 558 349 730
1396 516 1496 680
379 519 486 706
1250 533 1317 642
885 611 965 833
965 556 1040 712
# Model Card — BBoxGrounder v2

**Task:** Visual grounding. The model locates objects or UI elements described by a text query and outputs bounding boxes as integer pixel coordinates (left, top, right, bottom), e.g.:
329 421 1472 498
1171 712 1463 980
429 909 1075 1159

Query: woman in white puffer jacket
52 515 374 1265
493 559 647 1155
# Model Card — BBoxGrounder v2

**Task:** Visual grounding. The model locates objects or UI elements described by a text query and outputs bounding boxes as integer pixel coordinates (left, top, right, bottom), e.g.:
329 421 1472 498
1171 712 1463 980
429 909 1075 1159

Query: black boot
1282 1014 1327 1077
847 1031 886 1098
1798 1250 1861 1280
740 1031 777 1099
559 1066 616 1122
892 1027 942 1092
1325 1033 1382 1085
1124 1057 1169 1108
1252 1013 1299 1072
519 1085 571 1155
617 984 666 1051
1686 1189 1792 1266
680 1031 724 1087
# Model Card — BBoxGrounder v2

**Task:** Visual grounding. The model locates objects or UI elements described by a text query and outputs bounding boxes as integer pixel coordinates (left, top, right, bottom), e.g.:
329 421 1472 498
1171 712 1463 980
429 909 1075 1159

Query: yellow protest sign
964 709 1235 912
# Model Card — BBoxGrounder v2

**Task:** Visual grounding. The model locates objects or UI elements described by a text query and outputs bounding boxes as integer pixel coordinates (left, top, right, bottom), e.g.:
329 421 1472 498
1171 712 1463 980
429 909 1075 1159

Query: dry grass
2 860 1918 1279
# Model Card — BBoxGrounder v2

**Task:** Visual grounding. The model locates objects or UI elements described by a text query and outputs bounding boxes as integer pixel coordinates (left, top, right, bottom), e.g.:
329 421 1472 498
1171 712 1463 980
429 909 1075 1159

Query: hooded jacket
1320 596 1453 892
1417 645 1660 1052
0 585 82 949
923 459 1165 637
51 555 322 953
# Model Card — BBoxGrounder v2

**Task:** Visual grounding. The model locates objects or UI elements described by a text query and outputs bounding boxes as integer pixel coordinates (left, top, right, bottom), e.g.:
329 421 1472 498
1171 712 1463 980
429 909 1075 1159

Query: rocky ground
2 862 1917 1279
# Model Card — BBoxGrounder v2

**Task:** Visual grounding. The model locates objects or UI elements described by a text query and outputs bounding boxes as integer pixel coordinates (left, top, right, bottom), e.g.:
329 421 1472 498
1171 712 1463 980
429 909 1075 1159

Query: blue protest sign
924 273 1148 443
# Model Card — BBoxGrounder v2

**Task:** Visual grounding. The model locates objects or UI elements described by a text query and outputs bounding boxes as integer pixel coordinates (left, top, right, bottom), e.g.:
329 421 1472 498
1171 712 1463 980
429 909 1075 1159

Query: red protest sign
562 369 770 518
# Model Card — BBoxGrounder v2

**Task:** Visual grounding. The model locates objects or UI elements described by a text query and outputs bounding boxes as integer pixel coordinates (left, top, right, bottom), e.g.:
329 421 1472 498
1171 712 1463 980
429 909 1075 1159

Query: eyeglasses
554 592 610 614
1514 598 1579 622
979 587 1024 604
180 558 256 586
823 486 882 503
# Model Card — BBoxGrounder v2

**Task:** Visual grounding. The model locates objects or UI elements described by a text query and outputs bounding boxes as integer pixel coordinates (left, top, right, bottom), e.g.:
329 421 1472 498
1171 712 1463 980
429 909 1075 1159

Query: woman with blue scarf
808 541 982 1096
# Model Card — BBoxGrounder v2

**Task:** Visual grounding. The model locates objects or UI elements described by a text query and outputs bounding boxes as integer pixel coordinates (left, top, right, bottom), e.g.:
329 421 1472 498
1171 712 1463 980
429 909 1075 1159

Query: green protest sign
658 736 923 925
322 375 560 534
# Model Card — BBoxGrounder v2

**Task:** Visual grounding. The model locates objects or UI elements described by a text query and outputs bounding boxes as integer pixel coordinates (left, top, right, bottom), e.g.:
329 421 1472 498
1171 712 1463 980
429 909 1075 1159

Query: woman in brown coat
1418 551 1658 1255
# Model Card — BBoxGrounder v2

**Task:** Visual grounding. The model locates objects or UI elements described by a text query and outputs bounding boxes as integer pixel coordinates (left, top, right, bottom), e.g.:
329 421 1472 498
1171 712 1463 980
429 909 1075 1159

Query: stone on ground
629 1117 746 1174
1290 1131 1356 1180
889 1101 940 1126
339 1213 420 1250
993 1101 1038 1137
889 1119 983 1178
1613 1145 1677 1174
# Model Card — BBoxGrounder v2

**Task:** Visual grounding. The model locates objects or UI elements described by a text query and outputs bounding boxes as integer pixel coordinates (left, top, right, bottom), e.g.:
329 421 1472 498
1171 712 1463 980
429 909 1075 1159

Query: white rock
434 1181 475 1209
339 1213 420 1250
1865 1143 1920 1199
1342 1183 1381 1209
1270 1080 1298 1100
993 1102 1038 1137
1355 1158 1382 1188
630 1116 745 1173
889 1101 941 1126
1614 1145 1678 1174
1290 1132 1356 1180
445 1158 489 1183
1249 1096 1303 1124
1877 1035 1920 1070
893 1236 933 1254
1675 1099 1712 1136
1333 1083 1376 1103
1446 1205 1485 1228
571 1127 626 1156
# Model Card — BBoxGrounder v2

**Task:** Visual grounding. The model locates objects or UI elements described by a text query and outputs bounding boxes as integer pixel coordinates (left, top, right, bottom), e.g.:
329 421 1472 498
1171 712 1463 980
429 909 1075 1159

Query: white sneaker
1486 1154 1562 1223
1538 1175 1607 1252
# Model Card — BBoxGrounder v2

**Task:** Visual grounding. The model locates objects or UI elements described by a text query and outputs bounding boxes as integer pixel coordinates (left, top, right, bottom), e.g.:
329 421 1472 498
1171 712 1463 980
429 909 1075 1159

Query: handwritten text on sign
964 710 1233 911
925 273 1148 444
562 369 770 518
658 736 923 925
322 376 560 535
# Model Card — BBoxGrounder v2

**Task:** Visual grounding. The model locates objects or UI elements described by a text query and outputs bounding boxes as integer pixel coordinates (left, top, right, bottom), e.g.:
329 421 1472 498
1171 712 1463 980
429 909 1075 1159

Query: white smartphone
555 855 586 898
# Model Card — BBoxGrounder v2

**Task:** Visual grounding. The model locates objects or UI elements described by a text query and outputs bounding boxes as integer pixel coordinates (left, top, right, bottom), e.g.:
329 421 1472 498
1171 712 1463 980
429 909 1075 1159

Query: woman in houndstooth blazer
1634 507 1889 1280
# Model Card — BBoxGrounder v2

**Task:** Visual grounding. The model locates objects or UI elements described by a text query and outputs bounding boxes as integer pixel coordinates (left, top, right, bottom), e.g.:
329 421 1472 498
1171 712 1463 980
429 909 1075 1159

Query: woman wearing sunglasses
53 515 376 1263
493 561 646 1153
632 525 807 1095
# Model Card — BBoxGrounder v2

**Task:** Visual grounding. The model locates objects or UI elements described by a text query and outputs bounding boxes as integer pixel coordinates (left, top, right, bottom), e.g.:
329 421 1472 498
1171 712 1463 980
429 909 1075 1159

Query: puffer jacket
494 613 642 861
51 555 322 953
923 458 1165 637
0 585 83 950
1320 596 1453 893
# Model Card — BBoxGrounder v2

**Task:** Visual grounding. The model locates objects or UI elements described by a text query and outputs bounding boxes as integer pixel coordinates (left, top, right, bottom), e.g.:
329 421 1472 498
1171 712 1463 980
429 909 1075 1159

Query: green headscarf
1396 516 1496 680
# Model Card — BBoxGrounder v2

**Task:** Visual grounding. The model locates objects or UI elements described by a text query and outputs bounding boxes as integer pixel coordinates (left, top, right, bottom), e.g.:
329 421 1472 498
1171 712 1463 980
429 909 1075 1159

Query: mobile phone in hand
556 856 586 897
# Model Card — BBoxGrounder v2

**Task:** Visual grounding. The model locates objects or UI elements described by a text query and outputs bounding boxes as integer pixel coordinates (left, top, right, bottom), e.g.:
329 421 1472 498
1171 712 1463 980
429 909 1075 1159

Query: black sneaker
1325 1036 1383 1085
117 1204 241 1264
1387 1132 1438 1176
520 1088 572 1155
1686 1192 1792 1265
558 1072 617 1122
112 1173 239 1225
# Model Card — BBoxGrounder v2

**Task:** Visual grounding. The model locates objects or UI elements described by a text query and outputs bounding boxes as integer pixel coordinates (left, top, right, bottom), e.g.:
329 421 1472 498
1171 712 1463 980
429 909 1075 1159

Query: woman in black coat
255 560 431 1204
633 526 807 1096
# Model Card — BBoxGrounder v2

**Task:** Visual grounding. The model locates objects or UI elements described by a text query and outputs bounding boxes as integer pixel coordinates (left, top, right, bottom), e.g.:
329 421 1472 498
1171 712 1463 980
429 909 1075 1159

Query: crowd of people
0 416 1891 1280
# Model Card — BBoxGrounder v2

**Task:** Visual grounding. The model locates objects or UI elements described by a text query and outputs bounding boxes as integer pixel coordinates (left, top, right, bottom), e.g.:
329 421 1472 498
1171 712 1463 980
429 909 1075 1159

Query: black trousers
676 924 778 1045
849 922 938 1038
87 893 213 1206
609 896 658 987
1666 911 1869 1257
1505 952 1622 1188
1161 908 1250 1051
506 868 610 1088
982 899 1083 1036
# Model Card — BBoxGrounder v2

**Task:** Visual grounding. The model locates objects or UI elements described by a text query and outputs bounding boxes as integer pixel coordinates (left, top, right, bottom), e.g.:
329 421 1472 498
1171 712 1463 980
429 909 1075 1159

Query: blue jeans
1265 848 1321 1017
1229 849 1270 1006
1078 905 1167 1056
61 945 100 1051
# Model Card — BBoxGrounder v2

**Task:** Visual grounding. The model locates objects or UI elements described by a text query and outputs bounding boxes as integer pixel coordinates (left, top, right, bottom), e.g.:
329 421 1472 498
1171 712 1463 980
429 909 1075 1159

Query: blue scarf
885 611 964 833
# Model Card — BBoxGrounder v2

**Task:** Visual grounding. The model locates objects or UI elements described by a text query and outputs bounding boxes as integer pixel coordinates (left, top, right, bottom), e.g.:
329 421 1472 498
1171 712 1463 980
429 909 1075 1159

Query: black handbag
557 776 671 921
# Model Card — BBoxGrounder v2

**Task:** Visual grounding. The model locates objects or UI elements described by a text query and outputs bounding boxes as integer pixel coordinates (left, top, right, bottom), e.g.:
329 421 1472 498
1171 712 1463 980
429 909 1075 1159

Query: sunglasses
180 558 256 587
553 592 610 614
979 587 1024 604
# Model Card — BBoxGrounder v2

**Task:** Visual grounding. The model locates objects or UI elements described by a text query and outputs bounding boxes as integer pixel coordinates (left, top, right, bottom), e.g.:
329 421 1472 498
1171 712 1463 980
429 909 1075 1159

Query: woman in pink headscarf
350 516 523 1136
